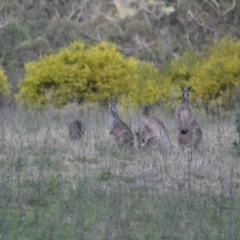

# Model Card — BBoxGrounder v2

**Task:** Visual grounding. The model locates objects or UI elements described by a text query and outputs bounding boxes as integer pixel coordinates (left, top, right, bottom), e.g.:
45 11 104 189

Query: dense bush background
16 38 240 111
0 0 240 109
16 41 162 107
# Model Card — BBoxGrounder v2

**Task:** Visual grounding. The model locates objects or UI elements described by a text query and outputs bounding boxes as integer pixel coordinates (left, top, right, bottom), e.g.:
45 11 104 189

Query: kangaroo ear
187 86 192 92
180 86 184 92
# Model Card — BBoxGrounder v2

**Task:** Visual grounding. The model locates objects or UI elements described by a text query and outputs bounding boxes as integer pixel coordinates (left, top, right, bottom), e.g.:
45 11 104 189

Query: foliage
16 37 240 111
192 38 240 111
0 67 11 100
1 1 240 111
99 169 112 182
156 51 203 107
16 41 162 108
124 61 162 107
157 38 240 111
7 37 51 93
14 37 51 66
45 17 79 50
1 0 240 94
0 22 30 68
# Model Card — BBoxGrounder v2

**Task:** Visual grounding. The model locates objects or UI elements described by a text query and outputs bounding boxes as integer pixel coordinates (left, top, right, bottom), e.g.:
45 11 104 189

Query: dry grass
0 103 239 239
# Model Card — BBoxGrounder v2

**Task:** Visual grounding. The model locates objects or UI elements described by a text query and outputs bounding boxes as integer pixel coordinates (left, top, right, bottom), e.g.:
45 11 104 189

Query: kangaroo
175 86 203 153
108 101 134 148
135 116 172 150
68 118 85 141
141 136 161 151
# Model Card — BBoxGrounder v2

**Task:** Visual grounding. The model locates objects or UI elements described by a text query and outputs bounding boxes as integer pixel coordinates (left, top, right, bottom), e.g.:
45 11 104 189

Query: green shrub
0 22 30 68
99 169 112 182
0 67 11 101
16 41 162 108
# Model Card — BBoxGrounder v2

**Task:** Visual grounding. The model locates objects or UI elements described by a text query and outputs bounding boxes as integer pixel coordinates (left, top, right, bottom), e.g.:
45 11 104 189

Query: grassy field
0 103 239 240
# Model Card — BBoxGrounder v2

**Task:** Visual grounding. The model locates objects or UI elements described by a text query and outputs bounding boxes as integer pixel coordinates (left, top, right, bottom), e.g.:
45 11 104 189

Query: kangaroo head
109 101 118 116
181 86 192 102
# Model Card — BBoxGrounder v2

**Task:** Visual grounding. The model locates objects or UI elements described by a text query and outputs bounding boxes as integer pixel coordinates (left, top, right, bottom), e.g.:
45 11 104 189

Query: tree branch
141 4 164 20
0 5 14 29
78 27 102 42
67 3 82 21
102 14 123 35
221 0 236 16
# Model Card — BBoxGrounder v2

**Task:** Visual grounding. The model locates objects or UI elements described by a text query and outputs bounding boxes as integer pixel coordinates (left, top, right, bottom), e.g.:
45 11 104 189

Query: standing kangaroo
68 118 85 141
175 86 203 153
108 101 134 148
135 116 172 150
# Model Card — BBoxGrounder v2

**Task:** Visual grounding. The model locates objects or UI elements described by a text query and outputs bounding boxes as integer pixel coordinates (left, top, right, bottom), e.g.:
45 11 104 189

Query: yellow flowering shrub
192 38 240 110
17 38 240 111
124 61 162 107
158 51 203 107
16 41 162 108
0 67 11 100
158 38 240 111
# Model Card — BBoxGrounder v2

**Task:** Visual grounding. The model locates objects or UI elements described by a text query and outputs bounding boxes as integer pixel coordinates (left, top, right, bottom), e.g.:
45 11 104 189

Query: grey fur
108 101 134 148
68 118 85 141
175 86 203 153
142 136 161 151
135 116 172 150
